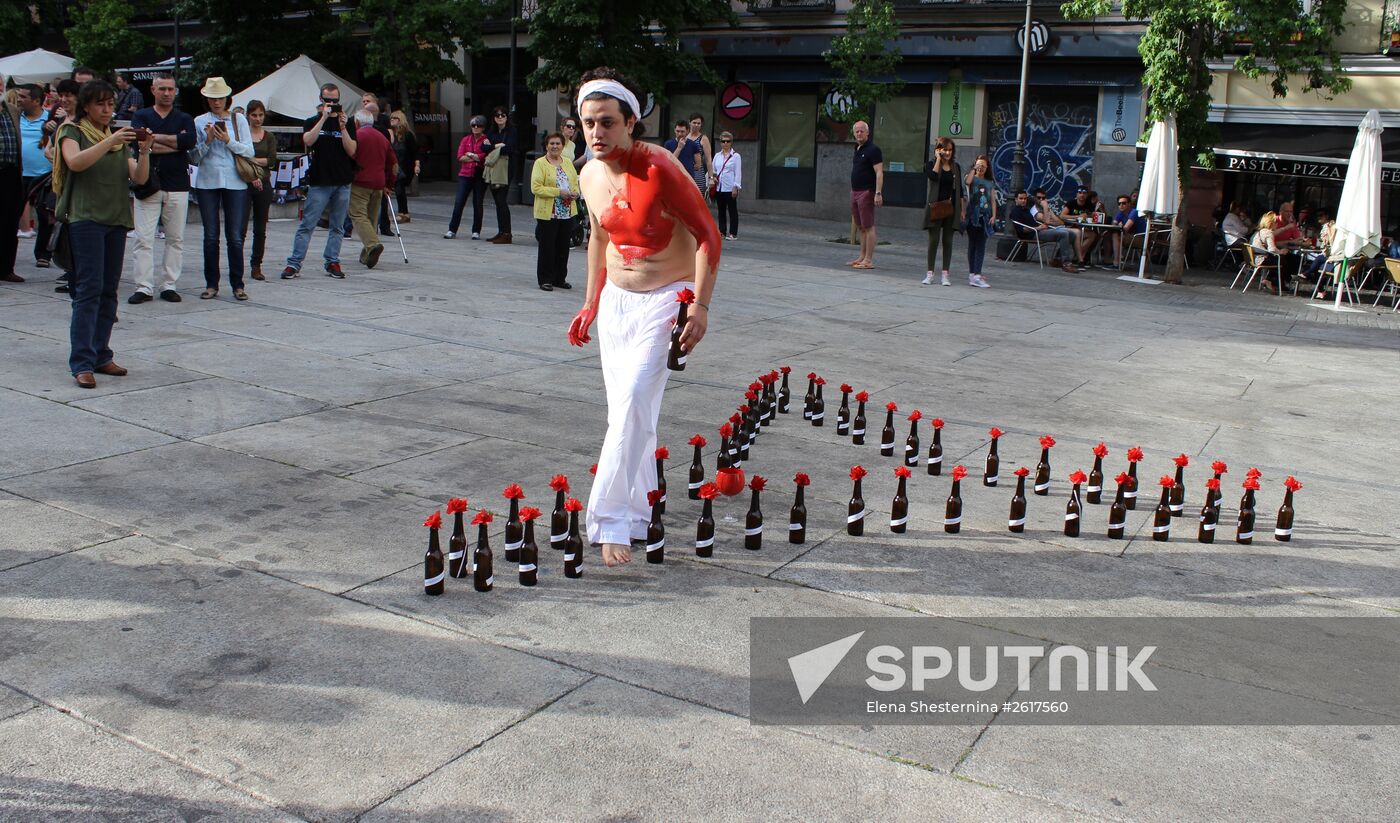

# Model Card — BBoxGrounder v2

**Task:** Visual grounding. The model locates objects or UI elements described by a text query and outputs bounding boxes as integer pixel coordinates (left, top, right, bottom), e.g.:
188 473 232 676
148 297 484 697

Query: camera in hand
328 103 342 114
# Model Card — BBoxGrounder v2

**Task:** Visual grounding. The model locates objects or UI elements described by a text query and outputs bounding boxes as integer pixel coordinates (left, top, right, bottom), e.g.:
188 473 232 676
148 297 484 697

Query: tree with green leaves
0 2 38 58
1061 0 1349 283
824 0 903 122
66 0 156 76
177 0 345 90
346 0 497 111
525 0 737 104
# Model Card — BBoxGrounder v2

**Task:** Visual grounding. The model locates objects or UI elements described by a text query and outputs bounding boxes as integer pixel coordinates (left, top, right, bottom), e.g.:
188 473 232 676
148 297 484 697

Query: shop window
668 92 717 144
874 91 930 208
761 90 818 201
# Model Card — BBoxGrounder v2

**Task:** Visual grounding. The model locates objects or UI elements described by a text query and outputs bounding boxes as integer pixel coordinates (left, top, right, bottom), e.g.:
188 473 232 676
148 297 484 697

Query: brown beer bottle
880 402 898 456
1276 476 1302 542
687 435 706 500
803 372 816 420
1236 475 1259 545
847 465 868 536
810 378 826 427
1208 460 1228 510
1087 442 1107 504
654 446 669 515
1034 435 1055 495
1198 478 1220 543
945 465 967 533
646 489 665 563
446 497 469 578
696 482 718 557
760 373 777 426
984 427 1003 487
1169 454 1189 517
502 484 525 563
548 475 569 552
928 418 944 475
1124 446 1144 510
563 497 584 578
1107 471 1129 539
778 366 792 413
716 423 733 472
1152 475 1174 541
423 511 445 596
518 506 541 586
1009 467 1029 533
891 466 911 533
745 475 766 550
1065 470 1086 537
790 473 810 544
904 410 922 468
471 510 494 592
668 288 694 371
836 383 853 435
737 406 753 463
852 391 869 445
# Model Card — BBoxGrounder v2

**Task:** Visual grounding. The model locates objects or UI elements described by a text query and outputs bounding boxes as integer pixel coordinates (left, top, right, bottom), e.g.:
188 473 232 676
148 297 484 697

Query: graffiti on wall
987 101 1096 210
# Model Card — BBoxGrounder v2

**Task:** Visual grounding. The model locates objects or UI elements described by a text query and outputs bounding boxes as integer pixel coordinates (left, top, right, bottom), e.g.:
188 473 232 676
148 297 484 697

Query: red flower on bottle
931 418 944 429
895 466 912 478
807 371 817 380
1284 476 1303 492
815 377 826 386
719 423 733 438
655 446 669 460
423 512 442 529
1115 472 1130 486
885 401 898 412
688 434 707 447
1205 478 1221 491
908 409 922 422
1246 467 1262 479
647 489 663 506
1040 435 1056 449
699 482 720 500
794 472 811 486
502 483 525 500
675 287 696 304
840 383 853 394
749 381 763 392
737 405 750 415
1243 477 1260 491
549 475 570 493
850 465 867 481
745 390 758 402
519 506 542 521
1127 447 1144 463
1159 475 1176 488
780 366 791 375
855 391 870 403
472 510 494 525
1070 470 1088 485
564 497 583 513
989 427 1004 439
1093 442 1109 458
1173 454 1189 468
1014 467 1030 478
952 465 968 481
1212 460 1229 475
749 475 767 492
446 497 469 514
729 413 742 426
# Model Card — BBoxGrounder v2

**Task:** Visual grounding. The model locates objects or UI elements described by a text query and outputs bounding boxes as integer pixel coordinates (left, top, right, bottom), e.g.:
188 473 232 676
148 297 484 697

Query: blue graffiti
988 102 1096 211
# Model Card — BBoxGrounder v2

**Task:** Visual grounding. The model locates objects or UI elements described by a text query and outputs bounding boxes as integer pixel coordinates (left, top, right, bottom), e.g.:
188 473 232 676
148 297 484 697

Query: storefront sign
938 77 978 139
1098 85 1141 147
1140 143 1400 186
721 83 754 121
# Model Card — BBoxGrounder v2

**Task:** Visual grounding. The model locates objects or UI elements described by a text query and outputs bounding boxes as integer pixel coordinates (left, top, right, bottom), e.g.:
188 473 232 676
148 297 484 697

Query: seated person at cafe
1222 201 1254 242
1061 187 1102 265
1110 194 1146 264
1034 189 1085 271
1301 210 1333 281
1009 190 1078 273
1249 211 1290 293
1273 199 1302 244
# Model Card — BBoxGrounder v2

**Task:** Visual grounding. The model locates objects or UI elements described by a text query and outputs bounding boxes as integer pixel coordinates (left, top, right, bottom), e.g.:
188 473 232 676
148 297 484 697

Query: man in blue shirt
16 85 51 268
130 72 197 304
1111 194 1146 266
848 120 883 269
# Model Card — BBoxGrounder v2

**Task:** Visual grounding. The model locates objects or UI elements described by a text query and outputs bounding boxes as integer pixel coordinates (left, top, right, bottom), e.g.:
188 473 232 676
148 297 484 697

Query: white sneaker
969 274 991 288
471 232 480 240
921 272 935 285
443 231 455 239
940 272 951 287
17 229 35 239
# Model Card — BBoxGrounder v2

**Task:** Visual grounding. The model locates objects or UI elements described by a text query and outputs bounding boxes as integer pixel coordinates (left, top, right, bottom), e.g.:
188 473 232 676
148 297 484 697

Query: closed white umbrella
0 48 74 85
1323 109 1384 312
1122 117 1178 285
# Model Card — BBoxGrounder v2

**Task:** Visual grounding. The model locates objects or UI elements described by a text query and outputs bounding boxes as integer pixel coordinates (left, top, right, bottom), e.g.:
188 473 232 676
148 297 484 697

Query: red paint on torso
599 143 721 269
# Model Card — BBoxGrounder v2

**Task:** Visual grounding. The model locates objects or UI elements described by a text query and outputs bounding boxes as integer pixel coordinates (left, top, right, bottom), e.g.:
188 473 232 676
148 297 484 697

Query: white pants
586 280 693 545
132 190 189 295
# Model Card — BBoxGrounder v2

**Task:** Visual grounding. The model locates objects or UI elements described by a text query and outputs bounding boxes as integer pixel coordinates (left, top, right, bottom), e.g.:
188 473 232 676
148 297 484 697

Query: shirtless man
567 67 722 567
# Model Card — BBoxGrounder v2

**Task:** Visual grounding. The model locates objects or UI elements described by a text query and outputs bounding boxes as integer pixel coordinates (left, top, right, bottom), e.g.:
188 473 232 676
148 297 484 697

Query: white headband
576 80 642 122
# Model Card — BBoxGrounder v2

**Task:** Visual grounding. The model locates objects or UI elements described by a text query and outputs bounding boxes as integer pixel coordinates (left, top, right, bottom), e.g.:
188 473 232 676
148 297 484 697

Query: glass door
761 89 817 201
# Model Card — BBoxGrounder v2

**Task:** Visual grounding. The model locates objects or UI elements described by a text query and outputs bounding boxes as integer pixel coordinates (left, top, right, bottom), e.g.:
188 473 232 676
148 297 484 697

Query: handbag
928 199 954 222
230 115 262 183
132 156 162 200
709 152 732 199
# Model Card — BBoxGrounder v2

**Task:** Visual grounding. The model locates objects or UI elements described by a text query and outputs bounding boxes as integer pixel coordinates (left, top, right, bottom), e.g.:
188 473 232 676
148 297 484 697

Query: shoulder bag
230 115 262 183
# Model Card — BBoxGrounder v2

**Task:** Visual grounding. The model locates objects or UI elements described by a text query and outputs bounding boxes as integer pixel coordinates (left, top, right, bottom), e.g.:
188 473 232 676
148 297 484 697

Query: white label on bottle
1125 490 1138 499
447 549 464 561
647 541 664 552
424 571 445 586
695 537 714 548
744 526 763 536
847 510 867 524
660 493 668 503
928 455 943 464
1201 523 1216 532
1008 517 1026 527
688 481 702 490
944 516 962 525
1034 483 1050 492
1152 524 1170 533
676 355 687 365
1237 531 1254 540
987 473 999 483
505 539 523 550
1109 518 1125 529
551 532 567 543
889 516 908 527
564 553 577 561
838 424 849 433
812 413 824 422
803 409 812 419
1087 485 1101 493
789 522 803 531
1168 504 1182 513
905 444 915 453
853 428 865 436
518 563 537 572
1065 513 1079 521
480 576 493 587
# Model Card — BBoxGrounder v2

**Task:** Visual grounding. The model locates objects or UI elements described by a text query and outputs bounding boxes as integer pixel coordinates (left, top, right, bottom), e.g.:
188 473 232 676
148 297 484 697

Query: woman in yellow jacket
530 132 580 291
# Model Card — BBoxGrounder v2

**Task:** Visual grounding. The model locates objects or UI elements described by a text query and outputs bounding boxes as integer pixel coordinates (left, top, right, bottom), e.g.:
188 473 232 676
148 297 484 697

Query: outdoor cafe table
1066 218 1125 269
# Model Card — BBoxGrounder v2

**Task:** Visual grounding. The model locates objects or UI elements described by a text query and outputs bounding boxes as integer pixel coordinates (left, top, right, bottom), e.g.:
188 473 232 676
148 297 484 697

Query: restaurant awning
1136 144 1400 186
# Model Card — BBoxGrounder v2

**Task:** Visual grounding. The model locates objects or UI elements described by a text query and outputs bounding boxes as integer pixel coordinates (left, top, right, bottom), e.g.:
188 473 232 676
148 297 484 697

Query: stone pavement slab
0 326 206 403
0 490 130 572
0 387 176 480
70 377 327 440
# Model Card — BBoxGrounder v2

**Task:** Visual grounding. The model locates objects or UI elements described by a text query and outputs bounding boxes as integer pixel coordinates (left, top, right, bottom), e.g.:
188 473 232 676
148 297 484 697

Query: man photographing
282 83 357 280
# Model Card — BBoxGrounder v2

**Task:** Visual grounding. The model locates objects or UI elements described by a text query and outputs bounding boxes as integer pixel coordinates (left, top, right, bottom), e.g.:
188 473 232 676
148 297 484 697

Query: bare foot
846 258 864 267
601 542 632 567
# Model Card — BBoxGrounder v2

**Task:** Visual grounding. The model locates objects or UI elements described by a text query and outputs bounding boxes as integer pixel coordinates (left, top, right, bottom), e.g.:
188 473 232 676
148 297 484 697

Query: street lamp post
507 0 520 204
1011 0 1033 193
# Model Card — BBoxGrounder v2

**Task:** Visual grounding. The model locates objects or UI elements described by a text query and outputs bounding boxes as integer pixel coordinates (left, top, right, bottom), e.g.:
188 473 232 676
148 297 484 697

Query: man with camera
129 72 197 303
282 83 357 279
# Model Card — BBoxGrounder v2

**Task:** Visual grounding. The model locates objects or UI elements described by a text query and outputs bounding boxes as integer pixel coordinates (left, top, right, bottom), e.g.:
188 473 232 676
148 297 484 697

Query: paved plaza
2 187 1399 821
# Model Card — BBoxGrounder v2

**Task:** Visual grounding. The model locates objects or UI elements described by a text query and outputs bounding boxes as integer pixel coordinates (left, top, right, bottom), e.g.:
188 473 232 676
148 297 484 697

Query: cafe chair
1230 245 1279 293
1212 231 1246 272
1310 256 1364 303
1373 258 1400 311
1010 222 1048 268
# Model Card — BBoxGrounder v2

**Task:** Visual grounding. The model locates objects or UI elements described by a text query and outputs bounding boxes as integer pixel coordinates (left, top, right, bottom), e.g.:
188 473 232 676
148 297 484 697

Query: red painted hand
567 304 598 347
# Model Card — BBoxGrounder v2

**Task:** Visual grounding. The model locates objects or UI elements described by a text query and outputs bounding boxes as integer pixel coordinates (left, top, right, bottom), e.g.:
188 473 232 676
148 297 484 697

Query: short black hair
578 66 645 138
56 79 80 97
1015 190 1028 197
71 65 95 80
674 120 687 129
151 72 175 84
19 83 42 98
77 79 116 121
687 112 703 123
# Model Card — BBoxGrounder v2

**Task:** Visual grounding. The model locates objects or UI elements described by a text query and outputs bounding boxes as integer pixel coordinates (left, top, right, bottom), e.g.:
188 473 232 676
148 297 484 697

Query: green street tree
1061 0 1349 283
66 0 156 76
525 0 737 104
824 0 903 122
0 2 38 57
177 0 344 90
346 0 497 112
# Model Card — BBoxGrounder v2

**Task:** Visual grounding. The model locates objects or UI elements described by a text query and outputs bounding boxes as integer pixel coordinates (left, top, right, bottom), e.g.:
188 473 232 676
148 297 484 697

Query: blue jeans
193 187 248 290
448 174 485 234
966 226 989 275
1040 226 1075 262
286 184 350 271
68 221 126 375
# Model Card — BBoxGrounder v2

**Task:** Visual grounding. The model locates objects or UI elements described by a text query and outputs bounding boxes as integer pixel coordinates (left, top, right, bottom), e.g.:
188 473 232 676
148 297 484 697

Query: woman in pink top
444 114 493 239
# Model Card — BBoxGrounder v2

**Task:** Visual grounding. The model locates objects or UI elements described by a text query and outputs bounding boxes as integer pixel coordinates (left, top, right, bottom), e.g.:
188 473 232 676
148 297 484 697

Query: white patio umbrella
230 54 365 120
1323 109 1384 312
0 48 74 85
1122 117 1178 285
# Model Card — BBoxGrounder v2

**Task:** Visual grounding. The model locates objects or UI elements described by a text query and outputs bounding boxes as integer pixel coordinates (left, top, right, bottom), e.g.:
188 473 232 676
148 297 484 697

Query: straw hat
200 76 233 98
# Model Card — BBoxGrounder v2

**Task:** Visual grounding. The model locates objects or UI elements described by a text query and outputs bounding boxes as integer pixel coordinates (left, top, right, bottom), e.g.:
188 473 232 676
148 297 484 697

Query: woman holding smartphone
191 77 254 300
